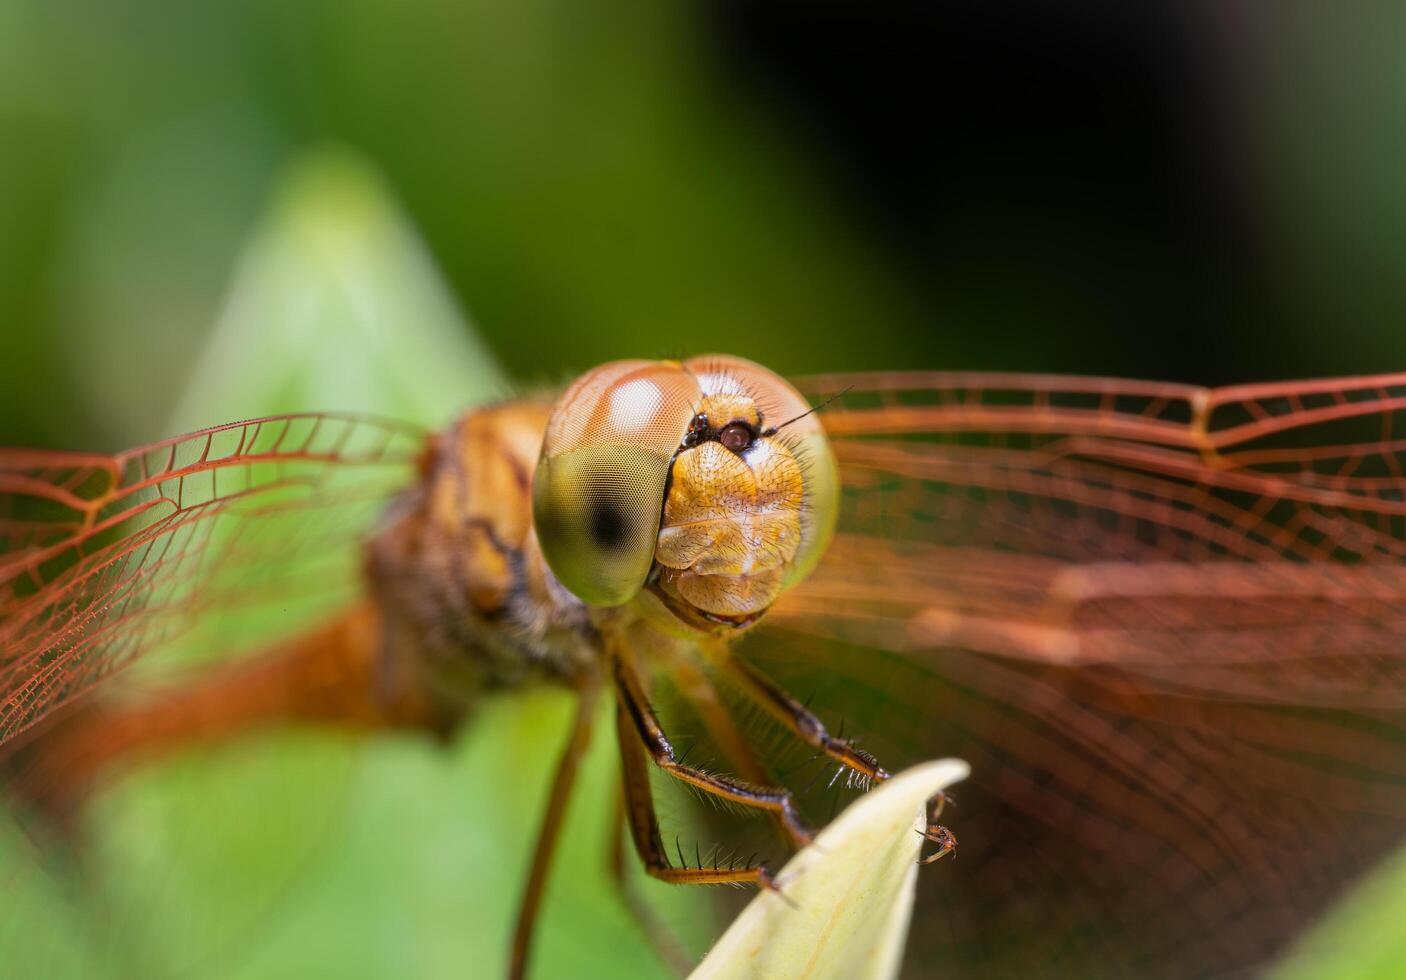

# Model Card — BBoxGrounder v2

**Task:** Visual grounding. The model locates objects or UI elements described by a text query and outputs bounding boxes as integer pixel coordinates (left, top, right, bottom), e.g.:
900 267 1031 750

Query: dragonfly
4 354 1406 979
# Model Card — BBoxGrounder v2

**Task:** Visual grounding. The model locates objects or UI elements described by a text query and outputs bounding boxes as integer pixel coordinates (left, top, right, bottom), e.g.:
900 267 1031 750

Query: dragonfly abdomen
1 600 453 829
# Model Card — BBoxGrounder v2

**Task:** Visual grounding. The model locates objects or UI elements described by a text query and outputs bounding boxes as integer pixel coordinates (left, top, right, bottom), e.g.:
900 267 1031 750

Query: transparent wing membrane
0 414 423 741
750 372 1406 976
0 414 423 976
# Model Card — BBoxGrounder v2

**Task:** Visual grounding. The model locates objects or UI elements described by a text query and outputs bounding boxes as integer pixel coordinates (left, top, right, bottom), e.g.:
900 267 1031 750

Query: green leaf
691 759 970 980
1273 842 1406 980
166 147 504 433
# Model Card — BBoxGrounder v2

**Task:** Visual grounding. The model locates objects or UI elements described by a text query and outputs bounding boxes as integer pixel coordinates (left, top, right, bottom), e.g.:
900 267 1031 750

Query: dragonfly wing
750 372 1406 977
0 413 424 742
0 413 424 977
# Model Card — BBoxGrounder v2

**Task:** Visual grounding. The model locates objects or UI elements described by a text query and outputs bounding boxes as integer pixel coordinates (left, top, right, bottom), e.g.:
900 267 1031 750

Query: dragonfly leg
657 649 807 849
659 649 774 789
605 776 695 977
615 700 792 888
508 680 600 980
613 649 812 880
713 650 889 787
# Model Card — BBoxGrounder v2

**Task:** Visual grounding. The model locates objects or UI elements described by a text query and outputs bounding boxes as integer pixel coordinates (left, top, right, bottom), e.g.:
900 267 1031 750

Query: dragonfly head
532 355 838 632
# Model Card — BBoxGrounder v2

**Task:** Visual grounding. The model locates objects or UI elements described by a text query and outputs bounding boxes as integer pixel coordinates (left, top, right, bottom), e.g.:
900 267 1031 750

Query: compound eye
532 445 672 605
532 360 700 605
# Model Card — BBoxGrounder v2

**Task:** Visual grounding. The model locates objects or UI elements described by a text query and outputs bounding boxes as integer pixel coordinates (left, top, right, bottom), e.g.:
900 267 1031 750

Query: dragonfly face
533 355 838 631
4 362 1406 980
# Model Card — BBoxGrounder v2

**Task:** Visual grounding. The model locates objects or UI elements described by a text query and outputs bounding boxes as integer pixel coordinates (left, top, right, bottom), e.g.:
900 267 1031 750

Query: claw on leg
917 824 957 865
759 867 801 909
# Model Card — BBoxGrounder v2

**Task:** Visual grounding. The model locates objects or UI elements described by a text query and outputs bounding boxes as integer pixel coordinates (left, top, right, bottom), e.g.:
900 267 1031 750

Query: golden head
532 355 838 631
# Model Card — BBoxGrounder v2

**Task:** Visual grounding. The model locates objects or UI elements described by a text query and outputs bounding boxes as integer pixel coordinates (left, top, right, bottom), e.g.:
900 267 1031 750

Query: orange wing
0 414 425 749
755 372 1406 978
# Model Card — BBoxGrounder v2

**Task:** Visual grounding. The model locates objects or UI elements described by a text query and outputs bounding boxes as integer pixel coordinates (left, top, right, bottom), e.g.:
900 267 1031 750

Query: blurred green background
2 1 1406 977
5 0 1406 451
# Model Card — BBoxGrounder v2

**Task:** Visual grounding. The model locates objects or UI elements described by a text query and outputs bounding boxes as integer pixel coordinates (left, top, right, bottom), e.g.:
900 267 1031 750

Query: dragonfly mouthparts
647 582 768 634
